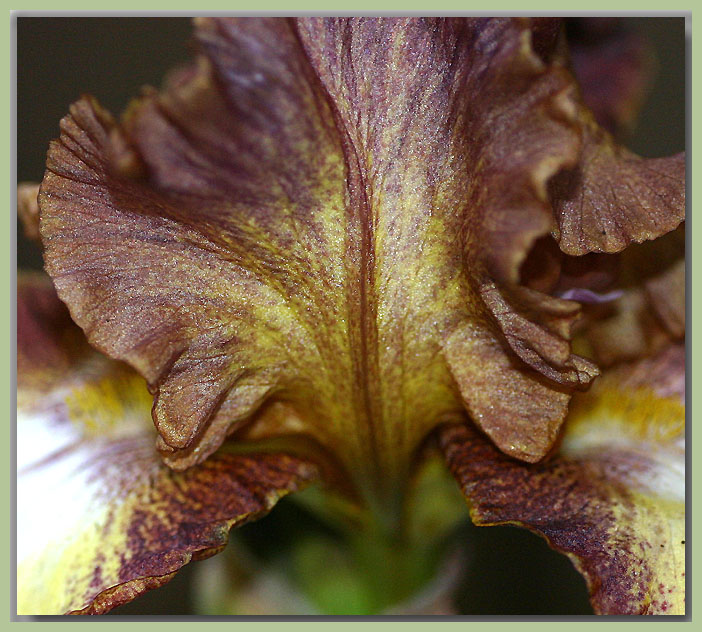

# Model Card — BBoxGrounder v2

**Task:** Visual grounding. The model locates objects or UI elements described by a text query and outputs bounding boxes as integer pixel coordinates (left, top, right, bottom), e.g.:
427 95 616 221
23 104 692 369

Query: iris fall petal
17 275 318 615
440 343 685 615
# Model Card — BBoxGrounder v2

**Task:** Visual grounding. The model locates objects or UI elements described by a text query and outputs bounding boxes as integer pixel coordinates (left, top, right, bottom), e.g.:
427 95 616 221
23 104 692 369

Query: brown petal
443 325 571 463
16 275 318 615
40 18 600 498
296 17 593 463
296 17 581 286
41 97 317 471
444 266 598 463
550 108 685 256
479 282 598 387
17 182 41 241
16 272 87 386
440 344 685 615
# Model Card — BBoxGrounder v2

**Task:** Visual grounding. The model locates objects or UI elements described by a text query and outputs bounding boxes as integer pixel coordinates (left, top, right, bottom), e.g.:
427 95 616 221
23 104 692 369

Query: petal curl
550 108 684 256
40 18 600 495
479 283 597 388
41 96 330 471
439 344 685 615
535 18 685 256
17 275 318 615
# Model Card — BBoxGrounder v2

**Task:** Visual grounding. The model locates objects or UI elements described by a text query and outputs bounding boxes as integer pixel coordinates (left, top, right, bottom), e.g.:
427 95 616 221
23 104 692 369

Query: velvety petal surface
39 18 602 501
550 107 684 256
440 344 685 615
16 275 319 615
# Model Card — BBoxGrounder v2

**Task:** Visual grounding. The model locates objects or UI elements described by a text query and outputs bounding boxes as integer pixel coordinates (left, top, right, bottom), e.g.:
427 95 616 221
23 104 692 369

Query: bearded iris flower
16 17 685 616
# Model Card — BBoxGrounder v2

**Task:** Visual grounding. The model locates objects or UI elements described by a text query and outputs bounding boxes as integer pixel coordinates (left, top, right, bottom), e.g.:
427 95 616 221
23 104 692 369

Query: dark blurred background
15 17 686 616
17 18 193 270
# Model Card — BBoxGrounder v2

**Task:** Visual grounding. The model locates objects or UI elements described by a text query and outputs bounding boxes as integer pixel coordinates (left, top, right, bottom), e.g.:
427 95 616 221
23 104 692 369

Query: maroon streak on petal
439 344 685 615
296 17 582 286
296 18 595 463
68 451 318 615
17 275 319 615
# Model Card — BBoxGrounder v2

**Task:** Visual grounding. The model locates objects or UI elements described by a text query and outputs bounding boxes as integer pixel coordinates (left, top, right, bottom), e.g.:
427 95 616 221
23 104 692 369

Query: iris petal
16 275 318 615
38 18 683 505
440 344 685 615
38 19 595 493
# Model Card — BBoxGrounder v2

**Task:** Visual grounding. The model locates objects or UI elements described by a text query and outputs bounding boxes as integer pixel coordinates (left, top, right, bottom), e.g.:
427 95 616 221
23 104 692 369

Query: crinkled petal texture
534 18 685 256
16 274 318 615
525 18 685 257
533 18 685 256
550 109 684 256
39 18 682 502
38 18 575 495
440 343 685 615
